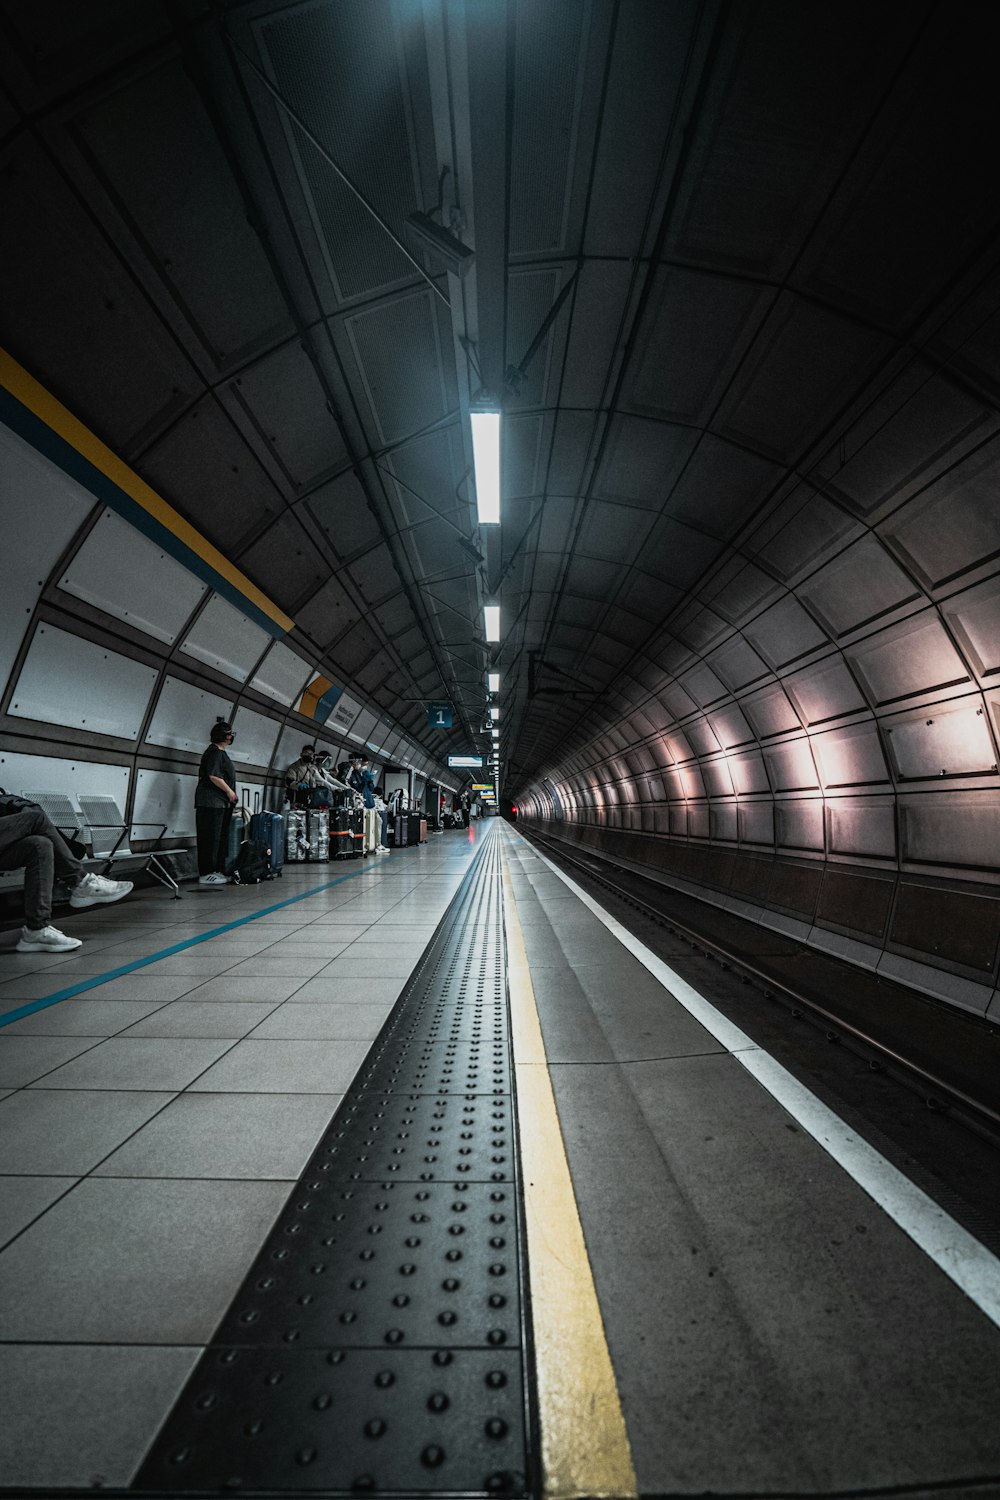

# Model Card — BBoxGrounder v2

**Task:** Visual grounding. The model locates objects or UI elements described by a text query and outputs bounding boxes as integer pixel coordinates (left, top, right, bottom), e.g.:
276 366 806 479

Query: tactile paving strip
135 831 533 1496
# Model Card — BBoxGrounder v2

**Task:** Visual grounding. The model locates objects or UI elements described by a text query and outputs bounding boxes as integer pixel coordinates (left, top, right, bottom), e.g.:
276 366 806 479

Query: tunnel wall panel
58 509 208 644
10 625 158 741
0 399 460 869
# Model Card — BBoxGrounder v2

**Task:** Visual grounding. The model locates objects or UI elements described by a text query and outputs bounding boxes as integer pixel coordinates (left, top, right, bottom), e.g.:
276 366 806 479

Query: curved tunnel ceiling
1 0 999 803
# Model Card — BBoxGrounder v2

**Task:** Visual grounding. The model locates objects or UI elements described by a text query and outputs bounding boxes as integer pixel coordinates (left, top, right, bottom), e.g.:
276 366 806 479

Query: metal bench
76 795 182 899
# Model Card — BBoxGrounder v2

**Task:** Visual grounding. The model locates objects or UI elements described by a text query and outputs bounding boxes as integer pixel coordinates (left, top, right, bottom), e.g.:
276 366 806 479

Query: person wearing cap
195 721 238 885
284 744 323 807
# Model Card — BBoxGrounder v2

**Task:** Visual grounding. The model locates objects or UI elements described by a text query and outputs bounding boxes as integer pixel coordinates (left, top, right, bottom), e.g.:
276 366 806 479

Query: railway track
521 827 1000 1155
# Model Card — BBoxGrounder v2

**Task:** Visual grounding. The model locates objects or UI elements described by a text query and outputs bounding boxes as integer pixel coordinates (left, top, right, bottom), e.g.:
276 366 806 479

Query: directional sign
427 702 453 729
471 783 494 791
447 754 483 768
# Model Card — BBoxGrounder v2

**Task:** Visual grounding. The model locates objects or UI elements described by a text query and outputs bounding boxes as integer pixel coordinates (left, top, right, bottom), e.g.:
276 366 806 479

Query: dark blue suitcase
250 796 284 877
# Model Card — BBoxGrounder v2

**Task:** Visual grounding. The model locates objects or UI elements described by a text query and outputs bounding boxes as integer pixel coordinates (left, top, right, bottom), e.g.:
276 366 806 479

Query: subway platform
1 820 1000 1497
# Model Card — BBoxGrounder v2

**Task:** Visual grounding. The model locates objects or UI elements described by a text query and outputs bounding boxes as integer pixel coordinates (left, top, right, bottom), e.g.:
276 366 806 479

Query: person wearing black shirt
195 721 238 885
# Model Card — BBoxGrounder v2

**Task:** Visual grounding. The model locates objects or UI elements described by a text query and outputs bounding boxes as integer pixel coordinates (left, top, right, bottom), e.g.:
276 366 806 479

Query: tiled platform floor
0 831 481 1490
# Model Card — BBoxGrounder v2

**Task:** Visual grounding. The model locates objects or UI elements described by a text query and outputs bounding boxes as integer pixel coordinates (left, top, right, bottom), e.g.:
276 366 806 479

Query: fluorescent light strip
488 672 500 692
490 706 500 721
484 604 500 641
471 410 501 525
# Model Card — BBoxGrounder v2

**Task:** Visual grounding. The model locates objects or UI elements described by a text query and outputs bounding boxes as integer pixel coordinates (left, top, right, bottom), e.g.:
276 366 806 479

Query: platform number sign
427 702 453 729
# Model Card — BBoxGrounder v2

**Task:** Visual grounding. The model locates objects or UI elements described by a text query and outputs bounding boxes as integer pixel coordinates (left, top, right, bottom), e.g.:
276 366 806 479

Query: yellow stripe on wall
0 348 294 635
503 859 638 1500
299 675 333 720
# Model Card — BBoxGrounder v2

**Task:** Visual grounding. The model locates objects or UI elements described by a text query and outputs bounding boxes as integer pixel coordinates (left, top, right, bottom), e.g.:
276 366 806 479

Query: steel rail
523 828 1000 1142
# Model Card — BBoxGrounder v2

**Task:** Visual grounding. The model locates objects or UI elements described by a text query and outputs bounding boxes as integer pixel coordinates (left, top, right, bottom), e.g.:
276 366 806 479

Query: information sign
427 703 453 729
447 754 483 768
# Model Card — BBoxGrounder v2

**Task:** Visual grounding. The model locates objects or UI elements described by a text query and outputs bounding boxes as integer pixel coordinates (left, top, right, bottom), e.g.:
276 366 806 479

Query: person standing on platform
348 754 383 855
195 721 238 886
284 744 322 807
373 781 390 852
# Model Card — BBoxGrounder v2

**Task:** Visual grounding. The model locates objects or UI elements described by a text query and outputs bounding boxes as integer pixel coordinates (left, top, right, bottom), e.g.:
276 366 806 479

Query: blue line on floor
0 865 377 1030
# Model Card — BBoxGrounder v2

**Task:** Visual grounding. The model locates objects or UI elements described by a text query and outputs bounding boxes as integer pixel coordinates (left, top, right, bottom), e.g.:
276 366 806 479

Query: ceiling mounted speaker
404 212 475 278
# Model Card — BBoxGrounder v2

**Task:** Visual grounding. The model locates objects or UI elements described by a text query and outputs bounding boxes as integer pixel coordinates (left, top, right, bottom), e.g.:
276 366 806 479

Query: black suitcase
350 808 364 858
330 808 353 861
394 812 408 847
407 813 422 846
223 811 244 875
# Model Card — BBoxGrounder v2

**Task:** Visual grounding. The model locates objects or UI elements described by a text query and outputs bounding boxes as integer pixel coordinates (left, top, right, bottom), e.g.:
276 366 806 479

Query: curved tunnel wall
0 367 459 866
519 406 1000 1022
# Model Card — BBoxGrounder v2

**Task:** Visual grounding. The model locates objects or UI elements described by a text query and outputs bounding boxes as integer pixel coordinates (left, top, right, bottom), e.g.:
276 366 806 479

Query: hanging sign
427 703 453 729
447 754 483 768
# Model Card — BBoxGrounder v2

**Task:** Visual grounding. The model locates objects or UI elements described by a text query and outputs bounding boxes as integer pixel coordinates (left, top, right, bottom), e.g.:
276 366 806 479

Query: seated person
0 798 132 952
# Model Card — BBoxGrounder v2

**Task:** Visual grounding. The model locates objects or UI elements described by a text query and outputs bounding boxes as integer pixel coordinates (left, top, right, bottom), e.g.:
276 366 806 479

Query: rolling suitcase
306 809 330 862
285 809 309 863
419 818 428 844
330 807 353 860
350 807 364 858
408 813 422 846
394 811 408 847
250 793 284 878
223 808 244 875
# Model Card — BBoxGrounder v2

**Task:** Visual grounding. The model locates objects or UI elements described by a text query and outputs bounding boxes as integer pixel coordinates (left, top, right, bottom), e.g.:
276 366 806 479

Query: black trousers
195 805 233 876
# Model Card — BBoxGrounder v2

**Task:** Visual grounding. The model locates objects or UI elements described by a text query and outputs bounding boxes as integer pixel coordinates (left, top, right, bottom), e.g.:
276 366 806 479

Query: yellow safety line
0 347 294 634
502 854 638 1500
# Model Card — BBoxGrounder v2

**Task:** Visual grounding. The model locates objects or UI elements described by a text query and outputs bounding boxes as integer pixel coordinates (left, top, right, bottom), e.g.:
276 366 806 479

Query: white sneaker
69 873 133 908
17 925 82 952
198 872 229 886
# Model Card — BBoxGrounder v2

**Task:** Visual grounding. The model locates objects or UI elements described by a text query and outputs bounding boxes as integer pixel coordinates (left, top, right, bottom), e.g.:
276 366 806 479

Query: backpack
231 837 272 884
0 790 39 818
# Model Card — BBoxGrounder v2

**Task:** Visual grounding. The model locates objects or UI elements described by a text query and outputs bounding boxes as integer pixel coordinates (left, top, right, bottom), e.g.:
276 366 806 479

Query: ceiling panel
345 290 455 446
0 139 198 453
509 0 587 257
258 0 429 303
138 396 282 553
225 340 348 490
73 56 292 367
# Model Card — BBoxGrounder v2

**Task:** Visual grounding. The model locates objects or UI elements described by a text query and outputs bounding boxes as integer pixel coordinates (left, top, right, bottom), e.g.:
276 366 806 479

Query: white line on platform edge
513 829 1000 1333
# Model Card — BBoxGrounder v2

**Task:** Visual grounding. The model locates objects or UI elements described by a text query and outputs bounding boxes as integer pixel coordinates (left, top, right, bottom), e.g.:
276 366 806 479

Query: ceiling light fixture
484 603 500 642
471 410 501 525
489 706 499 721
488 671 500 693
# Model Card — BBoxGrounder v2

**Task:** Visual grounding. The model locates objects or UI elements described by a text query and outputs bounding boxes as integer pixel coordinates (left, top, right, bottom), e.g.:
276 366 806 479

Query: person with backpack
348 753 386 855
0 792 132 951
